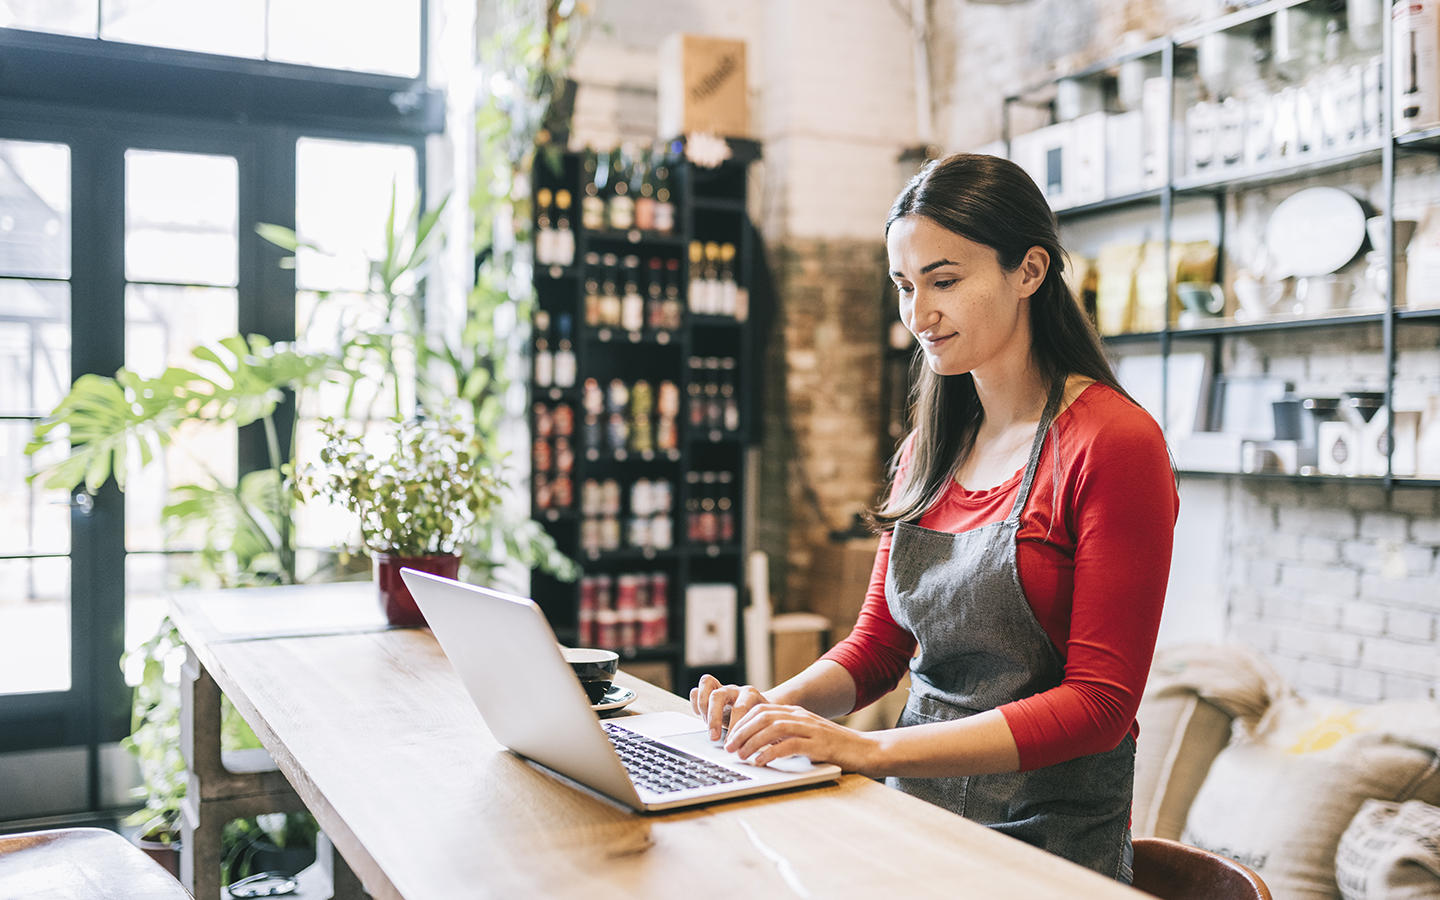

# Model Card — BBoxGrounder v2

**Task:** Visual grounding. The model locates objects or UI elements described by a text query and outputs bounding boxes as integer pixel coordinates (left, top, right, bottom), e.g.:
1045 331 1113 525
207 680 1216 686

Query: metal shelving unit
1002 0 1437 488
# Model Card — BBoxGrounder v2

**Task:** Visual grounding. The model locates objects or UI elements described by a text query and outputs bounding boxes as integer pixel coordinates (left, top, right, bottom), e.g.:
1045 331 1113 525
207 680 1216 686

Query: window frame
0 20 436 818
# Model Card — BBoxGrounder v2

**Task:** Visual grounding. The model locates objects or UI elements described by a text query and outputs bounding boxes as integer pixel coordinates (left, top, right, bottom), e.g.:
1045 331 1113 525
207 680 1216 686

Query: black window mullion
238 127 298 475
67 134 130 775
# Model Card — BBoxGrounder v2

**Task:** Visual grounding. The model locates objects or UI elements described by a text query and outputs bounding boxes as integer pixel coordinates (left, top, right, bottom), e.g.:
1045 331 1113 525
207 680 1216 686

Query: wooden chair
1131 837 1272 900
0 828 190 899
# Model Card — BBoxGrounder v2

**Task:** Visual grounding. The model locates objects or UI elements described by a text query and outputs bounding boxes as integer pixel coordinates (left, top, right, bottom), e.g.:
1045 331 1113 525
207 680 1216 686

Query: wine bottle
718 243 738 317
646 257 666 330
633 148 656 232
664 257 684 329
621 254 645 333
581 149 606 231
607 147 635 231
653 159 675 234
583 251 602 327
600 253 622 327
535 187 555 266
705 243 725 315
553 313 577 388
553 189 576 266
721 357 740 432
533 310 554 389
687 242 704 313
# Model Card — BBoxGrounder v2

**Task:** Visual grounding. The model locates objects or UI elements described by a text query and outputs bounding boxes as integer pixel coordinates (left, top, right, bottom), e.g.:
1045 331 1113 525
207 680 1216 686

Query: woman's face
886 214 1043 378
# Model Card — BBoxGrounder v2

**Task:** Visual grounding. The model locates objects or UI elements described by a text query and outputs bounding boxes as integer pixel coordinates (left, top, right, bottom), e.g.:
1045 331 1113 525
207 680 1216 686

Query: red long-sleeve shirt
821 382 1178 771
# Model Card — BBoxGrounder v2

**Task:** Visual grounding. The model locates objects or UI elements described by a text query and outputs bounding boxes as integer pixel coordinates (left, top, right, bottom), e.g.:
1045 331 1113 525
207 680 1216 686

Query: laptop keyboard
603 722 753 795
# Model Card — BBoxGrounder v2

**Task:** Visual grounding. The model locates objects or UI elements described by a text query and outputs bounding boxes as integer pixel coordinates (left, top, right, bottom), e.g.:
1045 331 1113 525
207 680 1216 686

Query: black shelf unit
528 144 760 692
1001 0 1440 487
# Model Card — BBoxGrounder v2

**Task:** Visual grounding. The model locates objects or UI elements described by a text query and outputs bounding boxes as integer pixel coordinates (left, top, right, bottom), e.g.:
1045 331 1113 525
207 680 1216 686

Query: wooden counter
171 584 1142 899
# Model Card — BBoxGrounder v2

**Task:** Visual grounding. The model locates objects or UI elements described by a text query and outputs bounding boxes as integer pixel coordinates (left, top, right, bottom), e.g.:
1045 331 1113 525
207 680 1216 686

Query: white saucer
591 684 637 713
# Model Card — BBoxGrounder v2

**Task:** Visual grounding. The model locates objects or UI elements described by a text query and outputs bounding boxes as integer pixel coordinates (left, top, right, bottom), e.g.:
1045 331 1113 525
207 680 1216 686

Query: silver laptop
400 568 842 812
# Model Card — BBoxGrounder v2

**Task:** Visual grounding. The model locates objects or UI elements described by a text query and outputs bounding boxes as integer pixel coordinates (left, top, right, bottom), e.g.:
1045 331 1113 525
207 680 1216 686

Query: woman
690 153 1178 882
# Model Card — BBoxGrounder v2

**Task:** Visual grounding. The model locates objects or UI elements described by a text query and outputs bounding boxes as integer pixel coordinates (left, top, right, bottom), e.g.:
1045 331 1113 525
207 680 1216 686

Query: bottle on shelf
553 314 576 389
702 242 722 315
621 254 645 333
629 379 654 454
664 258 684 329
717 471 735 543
583 252 602 327
535 187 557 266
533 310 554 390
721 357 740 433
608 147 635 231
606 379 630 455
686 357 706 429
718 243 738 317
552 189 576 267
704 357 723 431
656 380 680 452
653 158 675 235
688 242 705 313
581 149 606 231
633 149 657 232
600 253 623 328
646 257 666 331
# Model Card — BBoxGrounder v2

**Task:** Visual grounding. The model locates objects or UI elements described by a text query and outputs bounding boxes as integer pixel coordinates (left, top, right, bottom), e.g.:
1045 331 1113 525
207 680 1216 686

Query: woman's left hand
723 703 882 774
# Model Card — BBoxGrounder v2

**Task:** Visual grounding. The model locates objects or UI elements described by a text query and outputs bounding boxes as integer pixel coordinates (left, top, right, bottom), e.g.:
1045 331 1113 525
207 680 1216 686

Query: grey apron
883 381 1135 883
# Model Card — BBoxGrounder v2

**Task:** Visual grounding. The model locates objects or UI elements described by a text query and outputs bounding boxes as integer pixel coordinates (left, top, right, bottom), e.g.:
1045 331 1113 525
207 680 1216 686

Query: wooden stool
0 828 189 899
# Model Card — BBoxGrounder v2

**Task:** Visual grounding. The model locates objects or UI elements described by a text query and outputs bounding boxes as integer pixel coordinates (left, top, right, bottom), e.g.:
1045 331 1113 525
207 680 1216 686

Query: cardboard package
659 34 749 138
1394 1 1440 134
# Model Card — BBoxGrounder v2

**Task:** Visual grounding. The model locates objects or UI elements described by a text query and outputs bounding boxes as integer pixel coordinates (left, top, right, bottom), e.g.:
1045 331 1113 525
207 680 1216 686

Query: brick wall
759 240 890 610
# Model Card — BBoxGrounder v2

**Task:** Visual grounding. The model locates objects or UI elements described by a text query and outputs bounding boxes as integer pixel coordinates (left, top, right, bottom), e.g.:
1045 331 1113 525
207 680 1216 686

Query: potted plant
294 415 503 626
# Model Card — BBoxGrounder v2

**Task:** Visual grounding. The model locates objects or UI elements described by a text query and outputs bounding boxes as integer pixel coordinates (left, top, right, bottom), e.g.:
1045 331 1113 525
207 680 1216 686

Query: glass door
0 121 258 819
0 137 74 702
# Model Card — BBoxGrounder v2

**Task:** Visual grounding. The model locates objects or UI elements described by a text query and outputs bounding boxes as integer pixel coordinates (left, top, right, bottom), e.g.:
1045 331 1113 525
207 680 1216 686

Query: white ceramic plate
1265 187 1367 278
592 684 637 713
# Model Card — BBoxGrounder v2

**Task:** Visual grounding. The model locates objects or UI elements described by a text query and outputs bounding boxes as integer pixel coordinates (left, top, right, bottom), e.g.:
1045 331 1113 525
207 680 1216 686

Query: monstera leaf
28 335 334 495
163 469 289 587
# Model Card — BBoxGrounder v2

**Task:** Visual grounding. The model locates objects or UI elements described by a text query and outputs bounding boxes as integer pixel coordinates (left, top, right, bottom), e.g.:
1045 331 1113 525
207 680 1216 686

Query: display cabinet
528 140 761 691
1000 0 1440 488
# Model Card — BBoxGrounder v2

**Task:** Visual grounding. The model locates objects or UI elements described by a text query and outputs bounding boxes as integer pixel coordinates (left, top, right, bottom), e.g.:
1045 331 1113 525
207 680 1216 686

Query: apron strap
1005 377 1067 523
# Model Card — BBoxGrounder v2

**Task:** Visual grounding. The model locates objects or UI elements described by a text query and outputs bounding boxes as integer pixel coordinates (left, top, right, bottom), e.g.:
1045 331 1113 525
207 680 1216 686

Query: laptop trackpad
618 710 712 739
620 712 822 774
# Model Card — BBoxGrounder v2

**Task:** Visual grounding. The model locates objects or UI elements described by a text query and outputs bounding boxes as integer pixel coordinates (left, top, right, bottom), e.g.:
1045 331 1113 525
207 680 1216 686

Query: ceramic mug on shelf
1296 274 1352 315
1177 281 1225 318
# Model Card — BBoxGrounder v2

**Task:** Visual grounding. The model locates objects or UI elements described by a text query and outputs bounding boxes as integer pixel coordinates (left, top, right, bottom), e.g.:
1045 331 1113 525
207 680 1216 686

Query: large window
0 9 438 818
0 139 72 697
0 0 421 76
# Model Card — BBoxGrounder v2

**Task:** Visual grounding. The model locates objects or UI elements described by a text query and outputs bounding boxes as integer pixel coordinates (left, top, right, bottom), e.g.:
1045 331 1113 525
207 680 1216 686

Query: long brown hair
869 153 1134 531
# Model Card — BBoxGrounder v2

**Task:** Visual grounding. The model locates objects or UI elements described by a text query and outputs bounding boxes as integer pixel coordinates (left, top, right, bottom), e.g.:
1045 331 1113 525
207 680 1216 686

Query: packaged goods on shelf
1394 0 1440 133
684 583 738 667
579 571 670 651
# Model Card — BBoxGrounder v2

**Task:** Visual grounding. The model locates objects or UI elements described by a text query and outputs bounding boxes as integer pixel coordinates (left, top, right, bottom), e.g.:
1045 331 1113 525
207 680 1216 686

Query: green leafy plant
221 813 319 886
295 416 503 557
120 622 188 842
27 335 334 586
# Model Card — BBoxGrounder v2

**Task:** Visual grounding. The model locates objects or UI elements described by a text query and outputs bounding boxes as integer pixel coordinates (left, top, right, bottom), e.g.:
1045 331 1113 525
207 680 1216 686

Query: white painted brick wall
1341 602 1387 635
1385 608 1437 642
1340 667 1384 703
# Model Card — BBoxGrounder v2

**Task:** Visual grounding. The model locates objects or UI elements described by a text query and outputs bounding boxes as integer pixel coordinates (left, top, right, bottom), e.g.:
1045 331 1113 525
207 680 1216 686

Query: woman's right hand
690 674 769 741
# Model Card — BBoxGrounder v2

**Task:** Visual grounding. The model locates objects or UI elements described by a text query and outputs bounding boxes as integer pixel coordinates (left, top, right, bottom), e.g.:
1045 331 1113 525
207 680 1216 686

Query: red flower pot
373 553 460 627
